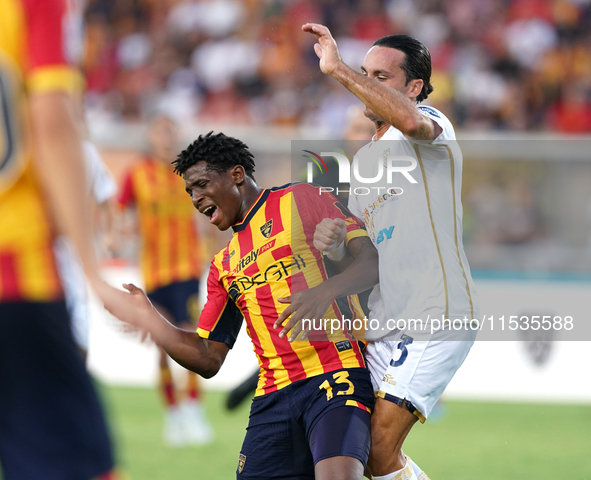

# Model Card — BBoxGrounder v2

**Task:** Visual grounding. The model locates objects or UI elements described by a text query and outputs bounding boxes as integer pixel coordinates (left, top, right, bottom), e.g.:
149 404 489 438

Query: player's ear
407 78 423 101
231 165 246 185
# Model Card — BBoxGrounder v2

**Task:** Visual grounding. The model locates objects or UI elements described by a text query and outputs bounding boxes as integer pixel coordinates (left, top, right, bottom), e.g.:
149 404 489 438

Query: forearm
30 92 99 281
325 252 353 273
331 63 431 139
149 315 225 378
321 237 378 300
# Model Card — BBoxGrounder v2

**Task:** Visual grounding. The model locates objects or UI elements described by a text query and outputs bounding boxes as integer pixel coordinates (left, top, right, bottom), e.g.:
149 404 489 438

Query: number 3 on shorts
319 371 355 401
390 334 414 367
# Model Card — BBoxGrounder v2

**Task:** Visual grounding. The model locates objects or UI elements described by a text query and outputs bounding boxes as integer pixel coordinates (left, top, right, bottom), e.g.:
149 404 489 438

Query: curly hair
173 131 256 179
373 34 434 103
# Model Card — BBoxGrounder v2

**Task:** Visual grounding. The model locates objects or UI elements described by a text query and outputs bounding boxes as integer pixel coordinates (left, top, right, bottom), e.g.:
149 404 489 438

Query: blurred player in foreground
118 115 213 446
305 23 479 480
106 132 379 480
0 0 124 478
54 141 118 361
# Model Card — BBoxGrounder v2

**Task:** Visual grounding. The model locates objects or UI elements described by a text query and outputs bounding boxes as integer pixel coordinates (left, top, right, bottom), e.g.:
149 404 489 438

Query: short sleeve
417 105 456 143
347 187 362 221
22 0 84 95
292 183 368 246
196 260 243 348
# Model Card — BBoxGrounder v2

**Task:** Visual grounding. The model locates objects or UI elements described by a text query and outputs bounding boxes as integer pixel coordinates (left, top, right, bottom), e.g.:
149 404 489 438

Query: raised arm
302 23 440 141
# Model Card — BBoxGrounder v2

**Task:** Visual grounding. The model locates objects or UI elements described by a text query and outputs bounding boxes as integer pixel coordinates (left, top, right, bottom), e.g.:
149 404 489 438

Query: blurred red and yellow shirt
0 0 83 302
119 158 203 292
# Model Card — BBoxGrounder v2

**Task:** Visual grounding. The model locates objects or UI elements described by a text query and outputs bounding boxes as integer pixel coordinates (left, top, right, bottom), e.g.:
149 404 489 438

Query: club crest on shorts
238 453 246 473
260 219 273 238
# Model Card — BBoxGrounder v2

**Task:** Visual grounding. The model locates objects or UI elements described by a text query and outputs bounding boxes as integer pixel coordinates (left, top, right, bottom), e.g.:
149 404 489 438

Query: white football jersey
347 106 479 340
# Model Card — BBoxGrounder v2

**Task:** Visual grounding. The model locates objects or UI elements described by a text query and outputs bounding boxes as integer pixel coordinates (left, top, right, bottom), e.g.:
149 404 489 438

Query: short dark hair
173 131 256 179
372 34 433 103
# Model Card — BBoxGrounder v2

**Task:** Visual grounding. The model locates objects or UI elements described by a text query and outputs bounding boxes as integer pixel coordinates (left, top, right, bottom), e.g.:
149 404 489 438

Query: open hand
273 285 336 342
302 23 343 76
94 280 158 334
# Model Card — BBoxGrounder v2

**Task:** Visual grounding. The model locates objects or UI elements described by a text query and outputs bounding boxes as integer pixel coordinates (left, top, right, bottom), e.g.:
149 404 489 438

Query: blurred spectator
82 0 591 132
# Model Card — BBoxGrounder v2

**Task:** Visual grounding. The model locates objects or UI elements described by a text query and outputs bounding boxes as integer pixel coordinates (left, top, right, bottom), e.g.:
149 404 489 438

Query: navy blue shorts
147 279 200 326
237 367 374 480
0 301 114 480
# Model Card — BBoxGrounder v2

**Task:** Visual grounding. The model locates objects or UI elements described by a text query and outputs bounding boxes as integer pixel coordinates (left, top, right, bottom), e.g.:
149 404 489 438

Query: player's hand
302 23 343 76
274 285 336 342
314 217 347 253
94 279 159 333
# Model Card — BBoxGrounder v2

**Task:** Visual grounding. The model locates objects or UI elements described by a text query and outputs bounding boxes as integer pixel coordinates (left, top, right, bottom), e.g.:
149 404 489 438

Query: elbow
201 359 222 379
403 119 421 138
199 342 225 378
402 115 429 139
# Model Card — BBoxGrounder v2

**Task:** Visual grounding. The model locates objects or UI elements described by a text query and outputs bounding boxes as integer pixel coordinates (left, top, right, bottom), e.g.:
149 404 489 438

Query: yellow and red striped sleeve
0 0 84 302
22 0 84 95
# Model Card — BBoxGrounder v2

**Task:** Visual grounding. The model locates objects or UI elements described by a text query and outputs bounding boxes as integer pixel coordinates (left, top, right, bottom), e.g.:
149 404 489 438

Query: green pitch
100 386 591 480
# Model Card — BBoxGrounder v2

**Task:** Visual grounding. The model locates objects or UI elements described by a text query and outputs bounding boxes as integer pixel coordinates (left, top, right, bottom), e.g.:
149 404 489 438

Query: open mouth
202 205 219 222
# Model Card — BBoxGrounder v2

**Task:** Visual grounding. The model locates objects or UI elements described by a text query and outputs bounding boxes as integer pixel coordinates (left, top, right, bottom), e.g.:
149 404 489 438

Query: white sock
372 456 417 480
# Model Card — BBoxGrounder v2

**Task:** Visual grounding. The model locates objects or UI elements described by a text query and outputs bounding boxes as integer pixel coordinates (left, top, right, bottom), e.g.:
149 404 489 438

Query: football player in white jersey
303 23 479 480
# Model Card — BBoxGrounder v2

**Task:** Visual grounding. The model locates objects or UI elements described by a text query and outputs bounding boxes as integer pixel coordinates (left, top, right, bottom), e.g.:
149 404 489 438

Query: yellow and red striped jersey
0 0 84 302
119 158 203 292
197 183 369 396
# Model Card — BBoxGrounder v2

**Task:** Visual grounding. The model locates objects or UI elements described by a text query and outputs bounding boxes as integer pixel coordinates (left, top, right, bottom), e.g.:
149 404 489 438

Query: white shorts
365 327 476 422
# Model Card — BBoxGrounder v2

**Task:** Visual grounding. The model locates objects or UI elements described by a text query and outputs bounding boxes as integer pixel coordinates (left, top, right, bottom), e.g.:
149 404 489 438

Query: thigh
237 391 314 480
302 368 374 468
0 302 114 480
372 329 476 421
309 406 370 471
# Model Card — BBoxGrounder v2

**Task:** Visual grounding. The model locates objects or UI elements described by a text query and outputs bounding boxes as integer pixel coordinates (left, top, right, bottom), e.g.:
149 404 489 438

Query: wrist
323 241 346 262
330 61 347 79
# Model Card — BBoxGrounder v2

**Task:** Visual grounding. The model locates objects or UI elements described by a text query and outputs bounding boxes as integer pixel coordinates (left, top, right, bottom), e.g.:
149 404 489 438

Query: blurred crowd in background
83 0 591 274
83 0 591 135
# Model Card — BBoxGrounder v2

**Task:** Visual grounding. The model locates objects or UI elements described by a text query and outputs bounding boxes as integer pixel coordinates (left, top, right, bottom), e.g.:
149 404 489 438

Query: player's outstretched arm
103 284 229 378
302 23 440 141
275 235 378 340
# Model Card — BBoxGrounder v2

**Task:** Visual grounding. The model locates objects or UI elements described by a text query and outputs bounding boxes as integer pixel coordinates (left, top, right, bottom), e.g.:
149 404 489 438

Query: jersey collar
232 188 270 232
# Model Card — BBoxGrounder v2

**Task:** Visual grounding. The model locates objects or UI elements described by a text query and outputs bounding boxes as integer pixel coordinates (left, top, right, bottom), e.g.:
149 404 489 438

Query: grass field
100 386 591 480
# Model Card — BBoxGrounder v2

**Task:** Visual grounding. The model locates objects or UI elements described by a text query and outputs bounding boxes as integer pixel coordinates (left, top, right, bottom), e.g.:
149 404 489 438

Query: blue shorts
237 367 374 480
0 301 114 480
147 279 200 326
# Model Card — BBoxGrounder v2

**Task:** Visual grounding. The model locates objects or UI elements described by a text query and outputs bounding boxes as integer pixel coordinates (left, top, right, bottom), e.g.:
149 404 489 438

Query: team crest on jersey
238 454 246 473
260 219 273 238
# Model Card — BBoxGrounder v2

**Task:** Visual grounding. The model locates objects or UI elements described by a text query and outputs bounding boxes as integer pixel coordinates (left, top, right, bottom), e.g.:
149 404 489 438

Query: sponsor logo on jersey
382 374 397 386
227 255 306 300
376 225 395 244
418 105 440 118
232 239 276 274
335 340 352 352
